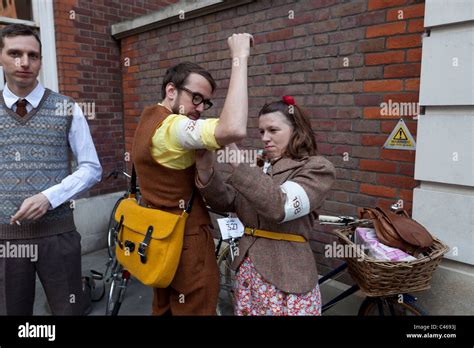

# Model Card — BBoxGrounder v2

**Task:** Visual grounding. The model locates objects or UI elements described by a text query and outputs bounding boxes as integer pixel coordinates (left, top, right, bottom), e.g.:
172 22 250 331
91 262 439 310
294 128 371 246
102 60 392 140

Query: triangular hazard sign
383 118 416 150
394 128 408 140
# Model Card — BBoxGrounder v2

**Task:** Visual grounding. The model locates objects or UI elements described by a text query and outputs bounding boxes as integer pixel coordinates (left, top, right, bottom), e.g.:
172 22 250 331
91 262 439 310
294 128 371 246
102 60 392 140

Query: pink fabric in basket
355 227 416 262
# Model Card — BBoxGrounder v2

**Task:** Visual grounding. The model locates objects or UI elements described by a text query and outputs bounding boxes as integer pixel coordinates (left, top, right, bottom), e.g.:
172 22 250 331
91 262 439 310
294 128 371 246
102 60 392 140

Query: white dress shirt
3 82 102 209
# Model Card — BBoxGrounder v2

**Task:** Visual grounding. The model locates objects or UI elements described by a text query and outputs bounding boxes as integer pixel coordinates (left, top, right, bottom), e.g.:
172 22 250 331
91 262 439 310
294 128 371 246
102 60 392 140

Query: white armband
280 181 310 223
176 118 206 149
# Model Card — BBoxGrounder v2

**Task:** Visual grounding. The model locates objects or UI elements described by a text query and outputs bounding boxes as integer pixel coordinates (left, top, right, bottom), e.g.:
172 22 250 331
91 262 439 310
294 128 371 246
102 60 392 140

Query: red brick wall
53 0 178 196
116 0 425 276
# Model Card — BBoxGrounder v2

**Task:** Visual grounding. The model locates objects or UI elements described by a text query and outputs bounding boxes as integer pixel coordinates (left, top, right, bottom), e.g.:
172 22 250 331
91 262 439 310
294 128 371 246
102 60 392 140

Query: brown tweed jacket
196 155 335 293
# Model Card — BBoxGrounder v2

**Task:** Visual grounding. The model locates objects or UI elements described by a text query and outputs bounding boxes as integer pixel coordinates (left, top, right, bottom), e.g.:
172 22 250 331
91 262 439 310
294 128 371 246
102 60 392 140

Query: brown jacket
197 155 336 293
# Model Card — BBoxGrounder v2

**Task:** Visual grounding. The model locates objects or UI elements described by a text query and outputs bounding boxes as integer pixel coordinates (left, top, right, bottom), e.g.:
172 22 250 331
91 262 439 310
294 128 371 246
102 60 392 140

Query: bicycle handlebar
207 210 369 226
106 170 131 180
318 215 371 226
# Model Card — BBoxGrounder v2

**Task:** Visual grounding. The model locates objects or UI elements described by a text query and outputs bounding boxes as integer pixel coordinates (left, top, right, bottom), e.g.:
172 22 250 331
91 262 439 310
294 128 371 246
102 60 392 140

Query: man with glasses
132 33 253 315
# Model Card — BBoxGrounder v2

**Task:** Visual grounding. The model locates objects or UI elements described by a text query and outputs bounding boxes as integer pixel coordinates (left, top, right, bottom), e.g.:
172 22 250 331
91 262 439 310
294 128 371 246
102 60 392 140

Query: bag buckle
138 242 147 257
138 226 153 264
138 242 148 264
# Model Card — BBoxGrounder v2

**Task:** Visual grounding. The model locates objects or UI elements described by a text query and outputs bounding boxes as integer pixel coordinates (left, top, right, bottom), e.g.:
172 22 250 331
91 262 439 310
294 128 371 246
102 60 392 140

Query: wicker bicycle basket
333 225 450 297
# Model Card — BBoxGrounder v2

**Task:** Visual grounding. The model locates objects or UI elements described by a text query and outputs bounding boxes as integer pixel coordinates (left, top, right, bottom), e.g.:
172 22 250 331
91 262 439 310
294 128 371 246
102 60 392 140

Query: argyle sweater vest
0 88 76 239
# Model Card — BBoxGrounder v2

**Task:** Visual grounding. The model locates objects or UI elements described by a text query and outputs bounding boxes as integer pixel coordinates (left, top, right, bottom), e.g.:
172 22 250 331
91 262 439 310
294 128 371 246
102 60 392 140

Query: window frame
0 0 58 92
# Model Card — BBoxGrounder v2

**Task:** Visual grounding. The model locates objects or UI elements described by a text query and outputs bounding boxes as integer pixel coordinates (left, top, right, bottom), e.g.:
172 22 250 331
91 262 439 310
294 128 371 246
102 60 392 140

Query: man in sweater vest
132 34 253 315
0 24 102 315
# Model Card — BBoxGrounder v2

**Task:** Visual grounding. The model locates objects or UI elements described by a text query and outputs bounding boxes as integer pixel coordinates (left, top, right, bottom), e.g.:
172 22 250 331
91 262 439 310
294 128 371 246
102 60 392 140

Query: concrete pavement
33 247 365 316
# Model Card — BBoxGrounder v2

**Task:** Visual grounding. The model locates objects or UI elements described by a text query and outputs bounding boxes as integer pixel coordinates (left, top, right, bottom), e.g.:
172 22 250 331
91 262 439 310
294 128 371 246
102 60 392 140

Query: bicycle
214 212 428 316
101 169 137 316
207 207 237 316
317 214 427 315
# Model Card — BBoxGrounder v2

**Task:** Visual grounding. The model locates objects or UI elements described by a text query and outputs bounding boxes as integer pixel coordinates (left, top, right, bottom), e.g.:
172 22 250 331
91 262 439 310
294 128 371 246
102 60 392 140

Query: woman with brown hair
195 96 335 315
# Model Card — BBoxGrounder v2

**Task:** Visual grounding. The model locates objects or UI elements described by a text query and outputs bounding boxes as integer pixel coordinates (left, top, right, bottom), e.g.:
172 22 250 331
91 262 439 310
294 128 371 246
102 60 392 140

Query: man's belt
244 227 306 243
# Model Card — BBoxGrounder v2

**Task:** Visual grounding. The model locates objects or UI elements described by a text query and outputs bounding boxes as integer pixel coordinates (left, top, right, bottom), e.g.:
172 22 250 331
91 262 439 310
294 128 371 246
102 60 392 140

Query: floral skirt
233 256 321 316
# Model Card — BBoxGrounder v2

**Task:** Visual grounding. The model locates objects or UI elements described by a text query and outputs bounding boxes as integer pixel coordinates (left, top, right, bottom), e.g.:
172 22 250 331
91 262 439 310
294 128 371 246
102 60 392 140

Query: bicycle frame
215 212 426 316
318 262 360 313
103 169 139 316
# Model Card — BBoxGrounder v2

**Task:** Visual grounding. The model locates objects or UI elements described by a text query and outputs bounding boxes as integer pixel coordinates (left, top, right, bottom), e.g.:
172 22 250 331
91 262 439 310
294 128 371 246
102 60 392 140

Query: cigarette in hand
10 216 21 225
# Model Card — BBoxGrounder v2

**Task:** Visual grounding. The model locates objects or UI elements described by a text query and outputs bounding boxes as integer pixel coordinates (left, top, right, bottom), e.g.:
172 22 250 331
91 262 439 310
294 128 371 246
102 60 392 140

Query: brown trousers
0 230 83 315
152 225 219 315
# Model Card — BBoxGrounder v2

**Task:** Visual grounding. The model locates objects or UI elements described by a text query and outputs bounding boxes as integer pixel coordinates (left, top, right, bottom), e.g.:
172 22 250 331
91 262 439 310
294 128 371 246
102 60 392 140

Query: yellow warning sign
395 128 408 140
383 119 416 150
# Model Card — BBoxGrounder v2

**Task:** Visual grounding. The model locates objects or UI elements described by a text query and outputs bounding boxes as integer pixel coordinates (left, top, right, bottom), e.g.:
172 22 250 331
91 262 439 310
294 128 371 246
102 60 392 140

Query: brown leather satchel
358 207 434 256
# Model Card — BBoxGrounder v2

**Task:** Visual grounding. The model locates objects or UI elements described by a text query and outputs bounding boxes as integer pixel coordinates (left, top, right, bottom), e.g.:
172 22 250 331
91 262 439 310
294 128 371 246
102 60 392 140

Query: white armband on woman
280 181 311 223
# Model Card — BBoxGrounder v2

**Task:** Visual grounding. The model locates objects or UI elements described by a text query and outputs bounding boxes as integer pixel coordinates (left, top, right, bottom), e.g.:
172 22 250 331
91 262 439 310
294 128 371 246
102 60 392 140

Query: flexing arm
149 34 254 169
214 33 253 146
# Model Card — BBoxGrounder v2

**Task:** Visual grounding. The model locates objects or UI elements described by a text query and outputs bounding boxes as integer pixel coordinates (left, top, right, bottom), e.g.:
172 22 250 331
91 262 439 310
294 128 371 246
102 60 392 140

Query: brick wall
310 0 424 274
117 0 425 277
53 0 178 196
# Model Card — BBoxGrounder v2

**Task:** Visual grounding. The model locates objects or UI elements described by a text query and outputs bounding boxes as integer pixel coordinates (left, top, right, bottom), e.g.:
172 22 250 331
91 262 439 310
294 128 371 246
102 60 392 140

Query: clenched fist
227 33 254 59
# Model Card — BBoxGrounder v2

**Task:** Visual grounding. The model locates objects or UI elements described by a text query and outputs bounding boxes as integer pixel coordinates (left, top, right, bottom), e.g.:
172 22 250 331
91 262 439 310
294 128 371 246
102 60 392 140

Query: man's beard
171 97 200 120
171 101 181 115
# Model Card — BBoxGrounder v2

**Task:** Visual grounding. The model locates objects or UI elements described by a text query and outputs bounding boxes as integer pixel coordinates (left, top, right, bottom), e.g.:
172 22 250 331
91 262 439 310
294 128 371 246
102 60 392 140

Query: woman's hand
226 143 242 168
195 149 216 185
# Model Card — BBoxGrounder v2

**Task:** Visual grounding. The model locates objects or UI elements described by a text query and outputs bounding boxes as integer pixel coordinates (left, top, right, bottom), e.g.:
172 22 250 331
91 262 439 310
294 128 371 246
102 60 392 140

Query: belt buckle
249 228 256 237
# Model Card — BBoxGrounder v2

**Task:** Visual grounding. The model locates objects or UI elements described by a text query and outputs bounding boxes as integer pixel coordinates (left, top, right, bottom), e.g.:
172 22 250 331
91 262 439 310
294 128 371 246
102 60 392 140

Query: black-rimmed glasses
178 86 213 110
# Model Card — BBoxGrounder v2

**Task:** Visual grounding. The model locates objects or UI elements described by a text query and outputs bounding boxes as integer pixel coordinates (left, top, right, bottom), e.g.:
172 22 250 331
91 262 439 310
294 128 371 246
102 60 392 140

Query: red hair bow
282 95 295 105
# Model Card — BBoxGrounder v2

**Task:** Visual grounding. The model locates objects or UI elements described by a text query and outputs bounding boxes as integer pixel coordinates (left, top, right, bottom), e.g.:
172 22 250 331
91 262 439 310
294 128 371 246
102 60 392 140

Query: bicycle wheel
216 245 236 316
107 197 125 259
105 265 130 316
358 295 427 316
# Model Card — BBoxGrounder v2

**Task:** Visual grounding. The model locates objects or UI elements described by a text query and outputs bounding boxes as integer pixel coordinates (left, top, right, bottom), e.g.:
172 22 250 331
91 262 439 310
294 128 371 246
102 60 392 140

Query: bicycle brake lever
106 170 119 180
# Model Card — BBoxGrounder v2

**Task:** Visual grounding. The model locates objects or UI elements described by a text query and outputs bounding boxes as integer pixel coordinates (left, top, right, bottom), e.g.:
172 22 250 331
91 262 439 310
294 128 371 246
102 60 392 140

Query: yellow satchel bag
113 166 195 288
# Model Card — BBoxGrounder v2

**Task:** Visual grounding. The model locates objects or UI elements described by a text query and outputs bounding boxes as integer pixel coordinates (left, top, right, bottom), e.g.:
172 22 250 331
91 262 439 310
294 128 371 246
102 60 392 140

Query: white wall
73 192 124 255
414 0 474 266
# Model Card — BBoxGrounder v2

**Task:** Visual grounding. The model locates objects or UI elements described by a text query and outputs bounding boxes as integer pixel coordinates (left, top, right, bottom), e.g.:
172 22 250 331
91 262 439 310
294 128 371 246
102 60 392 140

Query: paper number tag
217 217 245 240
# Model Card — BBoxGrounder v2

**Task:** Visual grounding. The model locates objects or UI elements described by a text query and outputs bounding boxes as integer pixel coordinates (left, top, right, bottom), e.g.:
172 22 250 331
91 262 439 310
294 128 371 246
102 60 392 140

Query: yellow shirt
151 108 220 169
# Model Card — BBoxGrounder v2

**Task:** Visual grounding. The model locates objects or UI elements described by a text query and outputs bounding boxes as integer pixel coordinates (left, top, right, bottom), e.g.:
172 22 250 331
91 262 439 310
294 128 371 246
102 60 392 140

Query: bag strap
131 164 196 213
185 187 196 214
131 165 138 196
